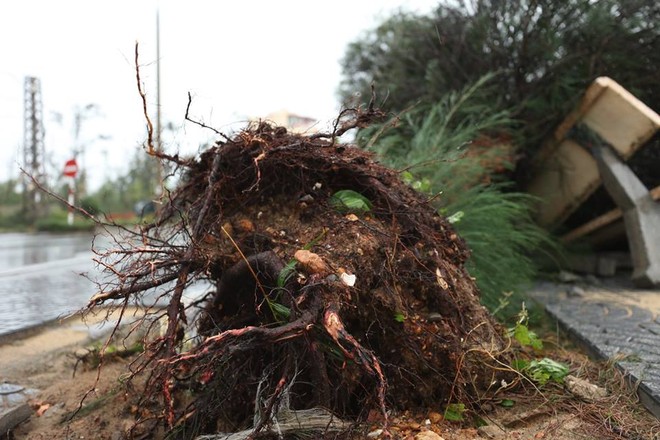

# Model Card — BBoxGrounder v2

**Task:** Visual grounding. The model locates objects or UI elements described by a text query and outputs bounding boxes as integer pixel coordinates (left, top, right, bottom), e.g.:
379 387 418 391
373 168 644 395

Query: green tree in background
0 179 21 206
340 0 659 167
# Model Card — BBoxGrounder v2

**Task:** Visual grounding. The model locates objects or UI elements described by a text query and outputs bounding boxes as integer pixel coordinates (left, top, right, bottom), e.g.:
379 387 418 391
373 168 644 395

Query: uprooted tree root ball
88 120 512 437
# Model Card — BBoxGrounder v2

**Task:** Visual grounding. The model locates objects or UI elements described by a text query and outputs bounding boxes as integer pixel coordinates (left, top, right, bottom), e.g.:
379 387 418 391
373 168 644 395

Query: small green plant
276 260 297 289
267 302 291 321
500 399 515 408
513 357 569 386
268 229 328 322
444 403 466 421
508 304 569 386
445 210 464 224
393 312 406 322
508 303 543 350
490 291 514 317
329 189 373 214
401 170 431 193
511 323 543 350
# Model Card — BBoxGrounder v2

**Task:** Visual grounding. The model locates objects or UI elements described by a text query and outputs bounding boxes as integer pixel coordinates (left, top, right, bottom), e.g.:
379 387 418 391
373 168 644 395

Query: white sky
0 0 436 192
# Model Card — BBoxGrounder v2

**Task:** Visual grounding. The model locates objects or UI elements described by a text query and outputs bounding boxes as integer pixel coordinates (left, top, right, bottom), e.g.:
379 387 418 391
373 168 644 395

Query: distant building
260 110 319 134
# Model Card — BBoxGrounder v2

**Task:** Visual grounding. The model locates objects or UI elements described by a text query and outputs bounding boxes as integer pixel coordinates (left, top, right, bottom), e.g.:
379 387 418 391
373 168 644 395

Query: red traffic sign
63 159 78 178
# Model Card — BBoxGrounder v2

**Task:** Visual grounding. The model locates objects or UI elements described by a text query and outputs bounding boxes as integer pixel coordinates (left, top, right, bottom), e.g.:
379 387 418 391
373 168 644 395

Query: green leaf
270 302 291 321
526 358 569 385
277 260 298 288
444 403 465 421
401 171 431 193
446 210 464 224
394 312 406 322
511 359 529 371
500 399 515 408
329 190 373 214
511 323 543 350
514 357 568 386
529 369 551 385
401 171 415 184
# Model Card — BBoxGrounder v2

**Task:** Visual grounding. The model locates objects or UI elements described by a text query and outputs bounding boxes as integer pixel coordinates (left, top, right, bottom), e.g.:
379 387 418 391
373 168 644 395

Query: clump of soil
89 119 510 437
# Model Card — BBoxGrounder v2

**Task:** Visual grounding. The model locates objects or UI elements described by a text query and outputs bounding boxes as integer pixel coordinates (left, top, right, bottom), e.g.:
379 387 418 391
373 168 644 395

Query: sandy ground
2 310 659 440
0 308 155 439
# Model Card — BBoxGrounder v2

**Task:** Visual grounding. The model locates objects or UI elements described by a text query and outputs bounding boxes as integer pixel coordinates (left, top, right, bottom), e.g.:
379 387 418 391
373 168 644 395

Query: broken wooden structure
527 77 660 287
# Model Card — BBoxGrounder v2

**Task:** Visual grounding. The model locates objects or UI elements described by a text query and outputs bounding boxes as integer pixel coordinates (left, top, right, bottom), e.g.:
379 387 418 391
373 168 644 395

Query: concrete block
1 383 38 434
0 403 32 434
593 145 660 287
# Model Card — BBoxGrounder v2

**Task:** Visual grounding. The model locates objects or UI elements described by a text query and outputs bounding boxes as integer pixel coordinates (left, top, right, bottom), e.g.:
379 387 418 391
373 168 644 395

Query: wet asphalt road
0 232 99 336
0 232 211 337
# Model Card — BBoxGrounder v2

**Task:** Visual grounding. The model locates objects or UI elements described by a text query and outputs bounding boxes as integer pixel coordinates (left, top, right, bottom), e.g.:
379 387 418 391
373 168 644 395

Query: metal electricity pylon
22 76 47 223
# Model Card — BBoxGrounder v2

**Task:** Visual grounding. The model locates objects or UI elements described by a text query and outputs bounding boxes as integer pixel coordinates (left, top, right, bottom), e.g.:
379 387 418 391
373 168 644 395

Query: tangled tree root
89 118 511 438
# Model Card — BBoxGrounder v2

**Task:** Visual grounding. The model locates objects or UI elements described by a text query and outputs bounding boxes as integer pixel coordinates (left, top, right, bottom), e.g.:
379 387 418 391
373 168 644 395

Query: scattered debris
339 270 357 287
564 374 608 402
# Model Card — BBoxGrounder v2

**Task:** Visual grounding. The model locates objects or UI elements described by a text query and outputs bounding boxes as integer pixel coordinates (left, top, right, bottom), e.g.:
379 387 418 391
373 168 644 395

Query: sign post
63 159 78 225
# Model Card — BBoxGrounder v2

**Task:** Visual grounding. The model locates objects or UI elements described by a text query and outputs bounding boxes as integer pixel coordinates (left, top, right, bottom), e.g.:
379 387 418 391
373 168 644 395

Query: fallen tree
87 114 511 438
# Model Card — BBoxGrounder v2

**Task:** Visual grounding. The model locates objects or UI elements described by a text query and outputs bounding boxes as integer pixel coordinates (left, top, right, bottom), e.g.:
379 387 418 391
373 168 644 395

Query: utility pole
154 5 164 197
22 76 47 224
156 7 162 154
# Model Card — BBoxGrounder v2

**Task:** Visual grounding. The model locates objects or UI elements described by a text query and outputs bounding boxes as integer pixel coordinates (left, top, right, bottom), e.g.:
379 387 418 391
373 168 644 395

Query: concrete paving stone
529 280 660 419
634 338 660 350
646 376 660 386
618 361 650 377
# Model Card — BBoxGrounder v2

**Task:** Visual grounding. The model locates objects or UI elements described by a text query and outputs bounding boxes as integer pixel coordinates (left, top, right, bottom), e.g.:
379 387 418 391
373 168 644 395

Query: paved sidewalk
528 277 660 419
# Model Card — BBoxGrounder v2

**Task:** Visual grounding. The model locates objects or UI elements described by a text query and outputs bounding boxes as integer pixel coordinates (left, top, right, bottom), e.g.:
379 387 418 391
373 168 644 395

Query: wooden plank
527 77 660 228
582 78 660 158
561 209 623 243
527 139 600 227
561 185 660 243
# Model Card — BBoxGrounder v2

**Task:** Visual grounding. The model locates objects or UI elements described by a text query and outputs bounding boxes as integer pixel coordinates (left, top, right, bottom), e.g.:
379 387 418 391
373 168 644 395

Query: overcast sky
0 0 436 191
